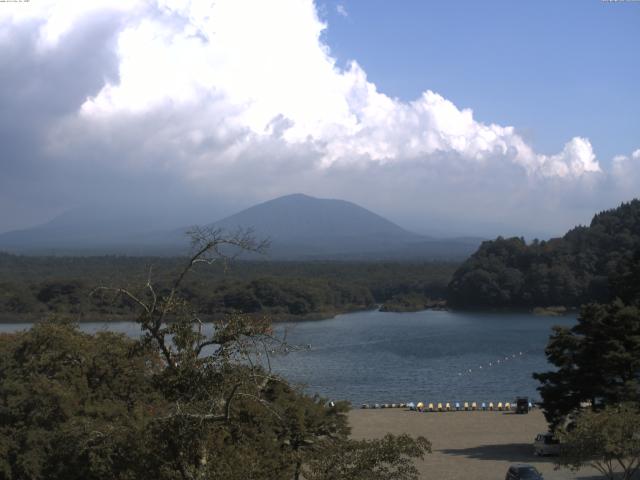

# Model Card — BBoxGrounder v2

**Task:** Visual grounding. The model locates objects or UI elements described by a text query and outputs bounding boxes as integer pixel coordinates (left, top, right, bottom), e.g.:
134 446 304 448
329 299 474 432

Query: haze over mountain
0 202 218 255
0 194 481 260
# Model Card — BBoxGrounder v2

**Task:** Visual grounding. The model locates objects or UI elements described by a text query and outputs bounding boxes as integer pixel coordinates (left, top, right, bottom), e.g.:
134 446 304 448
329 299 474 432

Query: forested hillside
448 200 640 308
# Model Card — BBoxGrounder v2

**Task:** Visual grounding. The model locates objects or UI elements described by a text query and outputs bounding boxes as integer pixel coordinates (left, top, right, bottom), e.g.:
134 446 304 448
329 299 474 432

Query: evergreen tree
534 301 640 429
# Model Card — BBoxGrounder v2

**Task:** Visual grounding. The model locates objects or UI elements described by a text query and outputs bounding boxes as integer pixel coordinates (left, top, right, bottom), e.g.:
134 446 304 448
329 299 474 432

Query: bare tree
91 227 295 479
88 227 430 480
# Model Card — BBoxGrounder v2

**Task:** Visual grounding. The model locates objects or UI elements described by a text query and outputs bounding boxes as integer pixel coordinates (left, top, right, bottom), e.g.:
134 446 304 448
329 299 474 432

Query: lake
0 309 575 406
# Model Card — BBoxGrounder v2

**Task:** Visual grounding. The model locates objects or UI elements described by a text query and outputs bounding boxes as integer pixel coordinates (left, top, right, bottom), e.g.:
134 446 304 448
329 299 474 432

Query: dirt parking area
348 409 601 480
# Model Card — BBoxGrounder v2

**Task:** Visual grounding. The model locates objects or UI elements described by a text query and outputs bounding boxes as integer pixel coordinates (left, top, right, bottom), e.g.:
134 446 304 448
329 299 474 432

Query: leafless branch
235 393 283 421
90 286 151 314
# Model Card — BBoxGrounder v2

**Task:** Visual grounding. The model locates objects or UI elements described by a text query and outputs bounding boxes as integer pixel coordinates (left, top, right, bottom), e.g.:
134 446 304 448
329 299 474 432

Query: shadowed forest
0 256 456 322
448 200 640 309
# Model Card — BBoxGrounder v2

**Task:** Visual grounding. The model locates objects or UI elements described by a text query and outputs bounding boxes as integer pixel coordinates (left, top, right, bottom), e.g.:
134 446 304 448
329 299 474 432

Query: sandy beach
348 409 600 480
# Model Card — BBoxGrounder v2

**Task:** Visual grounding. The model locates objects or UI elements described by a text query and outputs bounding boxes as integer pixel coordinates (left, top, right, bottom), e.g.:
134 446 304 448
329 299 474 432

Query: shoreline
0 301 578 325
0 304 453 324
0 309 370 325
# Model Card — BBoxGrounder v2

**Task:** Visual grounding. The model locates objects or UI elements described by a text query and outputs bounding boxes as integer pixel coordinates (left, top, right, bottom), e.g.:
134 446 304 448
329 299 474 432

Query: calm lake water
0 309 575 406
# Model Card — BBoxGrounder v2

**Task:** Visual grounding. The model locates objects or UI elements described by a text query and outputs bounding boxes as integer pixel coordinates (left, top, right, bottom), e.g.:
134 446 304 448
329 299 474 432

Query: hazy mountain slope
0 206 202 255
0 194 481 259
211 194 420 241
0 208 156 249
202 193 478 259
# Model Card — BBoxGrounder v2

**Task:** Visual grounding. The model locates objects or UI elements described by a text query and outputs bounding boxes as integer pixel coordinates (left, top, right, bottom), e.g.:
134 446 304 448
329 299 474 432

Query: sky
0 0 638 238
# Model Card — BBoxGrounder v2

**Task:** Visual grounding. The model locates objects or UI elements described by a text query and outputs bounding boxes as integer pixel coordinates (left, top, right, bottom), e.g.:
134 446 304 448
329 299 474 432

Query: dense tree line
524 207 640 478
0 255 456 321
533 235 640 430
448 200 640 308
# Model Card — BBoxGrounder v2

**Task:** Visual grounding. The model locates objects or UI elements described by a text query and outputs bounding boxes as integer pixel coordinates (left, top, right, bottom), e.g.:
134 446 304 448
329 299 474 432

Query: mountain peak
258 193 343 206
213 194 416 241
278 193 315 200
206 193 423 258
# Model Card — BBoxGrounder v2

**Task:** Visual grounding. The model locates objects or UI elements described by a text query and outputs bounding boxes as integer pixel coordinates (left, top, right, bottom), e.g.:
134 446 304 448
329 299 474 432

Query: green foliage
0 320 164 480
0 256 457 322
202 276 376 317
610 248 640 306
379 293 445 312
0 231 431 479
303 433 431 480
448 199 640 308
533 301 640 429
556 403 640 480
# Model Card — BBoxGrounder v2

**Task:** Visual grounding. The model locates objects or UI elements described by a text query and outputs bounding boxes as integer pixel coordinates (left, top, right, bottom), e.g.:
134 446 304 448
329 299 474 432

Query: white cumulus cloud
612 149 640 191
0 0 637 236
70 0 604 178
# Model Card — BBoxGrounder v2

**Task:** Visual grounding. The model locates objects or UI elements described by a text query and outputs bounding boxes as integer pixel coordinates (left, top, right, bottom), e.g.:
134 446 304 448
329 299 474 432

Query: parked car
505 464 544 480
515 396 529 414
534 433 560 456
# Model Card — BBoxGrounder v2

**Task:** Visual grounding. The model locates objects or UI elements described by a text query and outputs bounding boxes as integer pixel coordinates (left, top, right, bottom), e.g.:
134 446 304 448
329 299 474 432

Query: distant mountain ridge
0 194 482 260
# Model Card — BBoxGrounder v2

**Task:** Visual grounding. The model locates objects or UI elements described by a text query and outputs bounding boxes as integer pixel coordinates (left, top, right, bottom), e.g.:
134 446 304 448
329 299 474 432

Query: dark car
515 396 529 414
505 464 544 480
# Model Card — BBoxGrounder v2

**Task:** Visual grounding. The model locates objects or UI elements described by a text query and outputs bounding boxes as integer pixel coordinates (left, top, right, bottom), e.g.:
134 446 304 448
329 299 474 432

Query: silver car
534 433 560 456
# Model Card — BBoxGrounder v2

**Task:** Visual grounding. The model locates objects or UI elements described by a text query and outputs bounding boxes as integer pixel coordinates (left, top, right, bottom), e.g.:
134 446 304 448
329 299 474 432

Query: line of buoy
456 351 529 377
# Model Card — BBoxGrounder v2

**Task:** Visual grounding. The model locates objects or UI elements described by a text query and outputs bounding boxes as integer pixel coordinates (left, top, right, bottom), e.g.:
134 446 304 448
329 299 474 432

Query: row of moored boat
361 400 536 411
